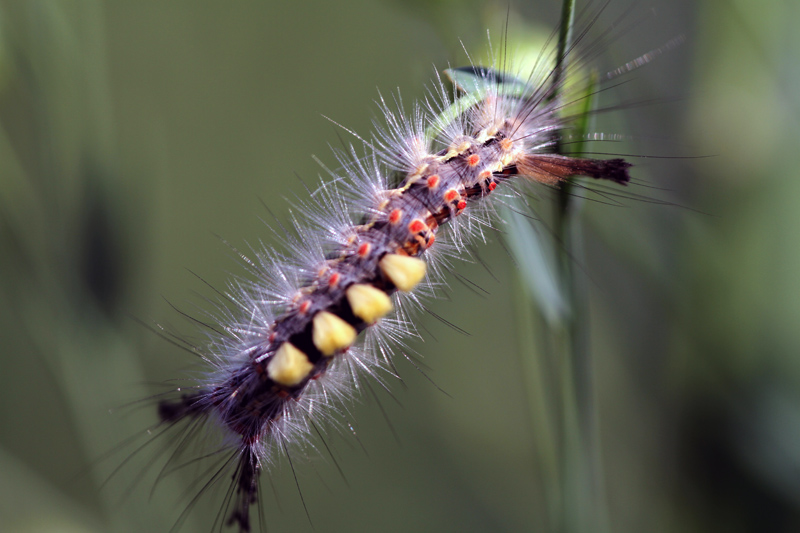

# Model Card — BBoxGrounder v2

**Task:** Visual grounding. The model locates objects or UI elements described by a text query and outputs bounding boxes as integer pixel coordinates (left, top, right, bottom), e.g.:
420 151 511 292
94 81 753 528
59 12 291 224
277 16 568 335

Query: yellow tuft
312 311 357 356
346 284 393 323
267 343 313 387
379 254 427 292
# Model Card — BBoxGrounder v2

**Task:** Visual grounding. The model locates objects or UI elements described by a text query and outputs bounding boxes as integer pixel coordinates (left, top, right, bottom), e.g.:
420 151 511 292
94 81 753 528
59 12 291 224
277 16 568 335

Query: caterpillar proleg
123 2 681 531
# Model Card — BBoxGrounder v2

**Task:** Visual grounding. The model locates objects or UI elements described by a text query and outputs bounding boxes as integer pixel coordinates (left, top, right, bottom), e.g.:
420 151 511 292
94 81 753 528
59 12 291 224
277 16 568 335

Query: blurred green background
2 0 799 532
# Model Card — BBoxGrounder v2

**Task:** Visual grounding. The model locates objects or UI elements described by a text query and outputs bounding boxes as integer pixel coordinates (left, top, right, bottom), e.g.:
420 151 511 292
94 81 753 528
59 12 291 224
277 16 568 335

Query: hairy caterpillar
121 2 682 531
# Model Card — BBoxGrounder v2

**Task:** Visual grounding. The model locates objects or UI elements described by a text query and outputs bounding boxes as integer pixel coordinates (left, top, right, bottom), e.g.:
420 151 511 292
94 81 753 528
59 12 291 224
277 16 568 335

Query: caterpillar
128 2 679 531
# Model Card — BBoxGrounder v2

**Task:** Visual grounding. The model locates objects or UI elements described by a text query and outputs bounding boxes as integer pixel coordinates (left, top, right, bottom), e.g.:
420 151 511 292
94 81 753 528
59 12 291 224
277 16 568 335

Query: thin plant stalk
555 69 609 533
553 0 607 531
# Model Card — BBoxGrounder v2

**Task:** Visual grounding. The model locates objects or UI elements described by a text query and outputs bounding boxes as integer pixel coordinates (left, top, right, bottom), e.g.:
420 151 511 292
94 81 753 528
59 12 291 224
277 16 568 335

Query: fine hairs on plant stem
121 1 679 531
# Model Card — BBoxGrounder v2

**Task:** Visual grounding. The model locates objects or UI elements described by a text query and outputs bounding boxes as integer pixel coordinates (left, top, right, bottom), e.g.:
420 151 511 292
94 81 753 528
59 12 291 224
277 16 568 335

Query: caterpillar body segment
346 283 393 323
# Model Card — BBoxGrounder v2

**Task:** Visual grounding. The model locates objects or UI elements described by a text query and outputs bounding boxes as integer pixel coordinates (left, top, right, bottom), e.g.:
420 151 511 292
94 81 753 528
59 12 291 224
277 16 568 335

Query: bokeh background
1 0 799 532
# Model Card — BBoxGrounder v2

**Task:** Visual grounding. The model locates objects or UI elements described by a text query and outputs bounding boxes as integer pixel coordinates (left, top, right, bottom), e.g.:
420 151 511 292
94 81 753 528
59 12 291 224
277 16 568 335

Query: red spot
299 300 311 314
357 242 371 257
426 174 440 189
408 219 425 233
488 182 497 191
329 272 340 286
268 332 276 343
389 209 402 224
479 170 491 180
457 200 467 210
467 154 480 167
427 234 436 247
444 189 459 202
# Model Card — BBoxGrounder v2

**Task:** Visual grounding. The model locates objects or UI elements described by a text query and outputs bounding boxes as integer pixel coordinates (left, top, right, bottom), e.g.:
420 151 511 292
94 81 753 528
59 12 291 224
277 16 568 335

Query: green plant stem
555 68 609 531
551 0 608 531
552 0 576 105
